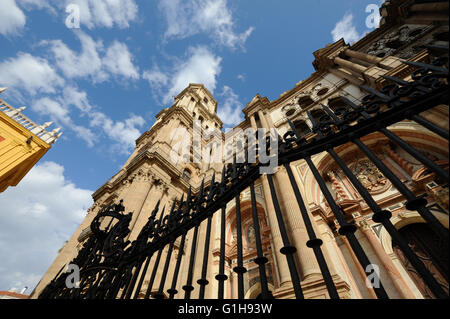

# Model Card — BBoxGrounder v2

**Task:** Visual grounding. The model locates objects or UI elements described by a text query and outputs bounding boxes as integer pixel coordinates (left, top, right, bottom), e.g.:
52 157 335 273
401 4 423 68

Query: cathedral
31 0 448 299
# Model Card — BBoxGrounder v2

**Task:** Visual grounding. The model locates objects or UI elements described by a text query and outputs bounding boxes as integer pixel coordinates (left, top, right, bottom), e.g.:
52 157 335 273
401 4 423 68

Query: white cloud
144 46 222 105
44 32 139 83
31 97 97 147
103 41 140 80
29 86 145 152
89 111 146 153
64 87 146 152
0 161 93 292
237 74 245 82
0 0 26 36
143 67 169 89
217 85 243 126
65 0 138 29
166 46 222 104
30 87 146 152
158 0 254 49
17 0 56 13
331 13 362 44
44 32 104 81
0 53 64 97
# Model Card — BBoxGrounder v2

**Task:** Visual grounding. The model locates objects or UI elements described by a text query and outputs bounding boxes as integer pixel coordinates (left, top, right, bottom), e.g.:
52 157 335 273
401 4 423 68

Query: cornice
92 149 183 201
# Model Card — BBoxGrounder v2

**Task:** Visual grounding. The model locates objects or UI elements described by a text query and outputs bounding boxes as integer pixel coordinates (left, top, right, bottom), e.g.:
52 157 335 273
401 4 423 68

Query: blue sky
0 0 381 293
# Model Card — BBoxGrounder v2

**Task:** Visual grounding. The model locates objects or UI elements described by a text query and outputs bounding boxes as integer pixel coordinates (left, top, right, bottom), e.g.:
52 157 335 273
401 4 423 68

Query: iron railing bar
88 270 107 299
144 247 163 299
343 94 449 181
304 156 389 299
352 138 449 243
154 240 175 299
132 254 152 299
410 113 449 140
327 148 449 298
124 260 144 299
198 215 213 299
380 127 449 181
215 206 228 299
266 173 304 299
283 162 340 299
167 233 187 299
279 90 448 166
183 224 199 299
400 60 449 73
119 264 136 299
233 192 247 299
249 181 271 299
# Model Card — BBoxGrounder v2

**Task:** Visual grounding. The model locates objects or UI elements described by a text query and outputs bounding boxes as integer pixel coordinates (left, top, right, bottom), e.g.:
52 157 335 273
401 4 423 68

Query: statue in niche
247 224 256 245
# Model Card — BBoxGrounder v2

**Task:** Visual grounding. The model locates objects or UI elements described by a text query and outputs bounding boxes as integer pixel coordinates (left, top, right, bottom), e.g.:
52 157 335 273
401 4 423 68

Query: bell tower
31 84 224 297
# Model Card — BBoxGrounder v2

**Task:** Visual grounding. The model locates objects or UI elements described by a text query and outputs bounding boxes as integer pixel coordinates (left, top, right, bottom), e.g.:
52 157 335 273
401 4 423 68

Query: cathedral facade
32 0 448 299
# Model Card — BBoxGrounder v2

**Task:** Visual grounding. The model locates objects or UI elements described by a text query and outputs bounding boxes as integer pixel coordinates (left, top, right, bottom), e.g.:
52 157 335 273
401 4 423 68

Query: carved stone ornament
351 159 390 194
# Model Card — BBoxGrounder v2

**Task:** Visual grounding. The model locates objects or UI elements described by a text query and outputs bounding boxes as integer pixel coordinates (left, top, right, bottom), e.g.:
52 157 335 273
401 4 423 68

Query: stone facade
31 0 448 299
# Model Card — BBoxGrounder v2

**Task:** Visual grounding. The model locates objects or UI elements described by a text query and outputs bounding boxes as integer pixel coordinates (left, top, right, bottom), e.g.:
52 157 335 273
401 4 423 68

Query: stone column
250 115 258 130
265 112 275 128
358 220 416 299
410 2 448 13
258 110 270 131
344 49 382 65
329 67 364 86
260 175 293 288
168 118 182 146
327 171 350 201
334 57 366 74
122 168 153 239
341 235 377 299
383 145 415 176
128 177 167 241
273 166 322 282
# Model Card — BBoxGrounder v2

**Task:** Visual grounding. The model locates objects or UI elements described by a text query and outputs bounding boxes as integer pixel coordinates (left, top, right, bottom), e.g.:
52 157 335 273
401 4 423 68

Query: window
292 120 311 136
203 97 208 104
408 28 423 38
298 96 314 109
316 87 329 96
433 31 449 42
309 109 327 123
327 97 347 116
285 109 295 117
182 169 191 182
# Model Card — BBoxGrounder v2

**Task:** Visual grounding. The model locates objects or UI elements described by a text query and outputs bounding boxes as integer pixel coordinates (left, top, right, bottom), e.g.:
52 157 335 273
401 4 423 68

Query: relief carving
352 159 389 194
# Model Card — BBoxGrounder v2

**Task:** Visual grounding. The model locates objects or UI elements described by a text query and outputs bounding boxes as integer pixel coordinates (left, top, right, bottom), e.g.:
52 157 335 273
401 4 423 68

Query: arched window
285 108 296 117
292 120 311 136
298 96 314 109
309 109 327 124
316 87 329 96
327 97 347 116
182 168 191 182
393 223 449 298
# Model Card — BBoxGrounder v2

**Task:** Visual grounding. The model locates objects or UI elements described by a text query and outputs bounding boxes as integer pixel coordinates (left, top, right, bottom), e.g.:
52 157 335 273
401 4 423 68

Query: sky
0 0 382 293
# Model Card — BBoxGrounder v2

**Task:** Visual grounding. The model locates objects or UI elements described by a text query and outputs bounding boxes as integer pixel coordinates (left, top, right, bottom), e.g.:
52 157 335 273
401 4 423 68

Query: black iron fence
38 49 449 299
